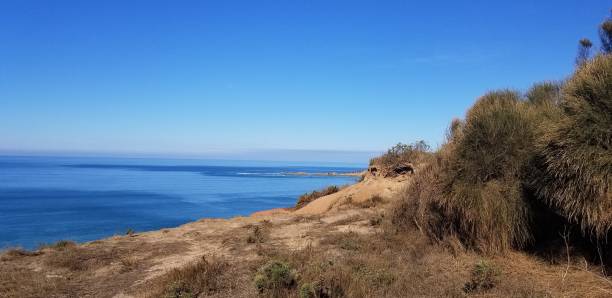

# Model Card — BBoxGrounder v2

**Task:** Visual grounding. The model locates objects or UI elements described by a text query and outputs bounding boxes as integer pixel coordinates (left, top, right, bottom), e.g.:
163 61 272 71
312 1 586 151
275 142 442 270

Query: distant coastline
282 170 365 177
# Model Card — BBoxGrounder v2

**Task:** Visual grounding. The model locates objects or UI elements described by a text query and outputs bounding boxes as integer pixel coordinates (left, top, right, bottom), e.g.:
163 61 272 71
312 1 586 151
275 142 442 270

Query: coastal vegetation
392 14 612 264
1 10 611 298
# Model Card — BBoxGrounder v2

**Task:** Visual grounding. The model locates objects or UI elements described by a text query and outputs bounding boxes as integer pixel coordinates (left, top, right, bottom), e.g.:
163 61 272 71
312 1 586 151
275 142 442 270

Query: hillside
2 166 611 297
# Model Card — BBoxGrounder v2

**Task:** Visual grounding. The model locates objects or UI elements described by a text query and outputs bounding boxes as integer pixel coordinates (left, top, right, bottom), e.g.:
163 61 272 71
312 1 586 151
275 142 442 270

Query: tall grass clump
427 90 541 252
531 54 612 238
391 155 447 234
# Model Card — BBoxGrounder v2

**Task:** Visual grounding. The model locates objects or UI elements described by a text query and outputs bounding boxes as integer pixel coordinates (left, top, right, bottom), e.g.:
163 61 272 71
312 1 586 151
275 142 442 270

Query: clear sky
1 1 610 162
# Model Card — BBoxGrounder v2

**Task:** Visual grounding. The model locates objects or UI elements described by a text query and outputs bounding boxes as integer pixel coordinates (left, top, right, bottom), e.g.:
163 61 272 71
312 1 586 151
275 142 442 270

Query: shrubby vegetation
531 54 612 238
432 90 539 252
254 260 296 295
394 18 612 259
369 141 430 168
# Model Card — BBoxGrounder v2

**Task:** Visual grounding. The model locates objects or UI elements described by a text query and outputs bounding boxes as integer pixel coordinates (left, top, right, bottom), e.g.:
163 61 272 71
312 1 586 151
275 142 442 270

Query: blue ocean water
0 155 362 249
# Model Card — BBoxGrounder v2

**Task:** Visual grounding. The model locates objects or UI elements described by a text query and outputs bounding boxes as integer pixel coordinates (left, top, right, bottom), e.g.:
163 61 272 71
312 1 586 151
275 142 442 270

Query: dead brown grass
0 248 41 261
141 256 234 298
44 243 121 271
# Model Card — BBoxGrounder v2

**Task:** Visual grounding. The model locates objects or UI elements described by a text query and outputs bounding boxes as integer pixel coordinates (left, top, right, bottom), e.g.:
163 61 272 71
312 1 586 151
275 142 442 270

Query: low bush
254 260 296 293
463 260 500 293
369 141 431 177
151 257 229 298
370 141 430 167
295 185 341 209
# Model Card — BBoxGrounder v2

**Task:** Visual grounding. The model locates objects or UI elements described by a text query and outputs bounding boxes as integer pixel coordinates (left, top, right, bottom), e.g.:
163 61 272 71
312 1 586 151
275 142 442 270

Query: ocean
0 155 362 249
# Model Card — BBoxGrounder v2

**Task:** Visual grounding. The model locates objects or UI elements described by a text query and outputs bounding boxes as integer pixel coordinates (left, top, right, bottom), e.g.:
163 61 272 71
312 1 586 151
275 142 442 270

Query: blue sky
1 1 610 162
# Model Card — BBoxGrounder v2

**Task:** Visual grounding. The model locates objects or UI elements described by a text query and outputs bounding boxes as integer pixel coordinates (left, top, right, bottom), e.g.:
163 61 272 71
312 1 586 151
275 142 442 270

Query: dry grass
38 239 77 251
44 243 121 271
0 248 41 261
0 263 73 298
142 256 233 298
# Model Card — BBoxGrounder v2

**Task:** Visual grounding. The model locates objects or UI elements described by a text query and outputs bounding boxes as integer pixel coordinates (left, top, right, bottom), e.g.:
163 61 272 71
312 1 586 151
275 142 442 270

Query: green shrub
532 54 612 238
463 260 500 293
254 261 296 293
409 90 545 253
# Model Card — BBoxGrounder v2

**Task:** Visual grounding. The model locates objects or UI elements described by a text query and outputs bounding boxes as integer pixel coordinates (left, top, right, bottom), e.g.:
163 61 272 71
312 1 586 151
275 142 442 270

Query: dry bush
144 256 231 298
531 54 612 239
295 185 341 209
369 141 431 178
369 141 430 167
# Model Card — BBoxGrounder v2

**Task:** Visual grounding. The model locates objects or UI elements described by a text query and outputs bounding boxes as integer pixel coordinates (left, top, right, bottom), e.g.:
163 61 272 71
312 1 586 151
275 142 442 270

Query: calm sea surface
0 156 362 249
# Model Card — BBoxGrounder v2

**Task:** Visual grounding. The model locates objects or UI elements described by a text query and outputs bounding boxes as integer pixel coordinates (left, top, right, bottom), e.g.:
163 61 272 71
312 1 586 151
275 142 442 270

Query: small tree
576 38 593 66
